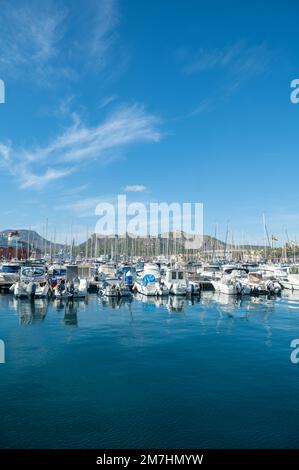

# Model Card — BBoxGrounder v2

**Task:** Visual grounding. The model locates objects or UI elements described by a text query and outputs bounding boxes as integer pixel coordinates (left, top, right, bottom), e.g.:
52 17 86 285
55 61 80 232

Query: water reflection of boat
53 298 67 311
166 296 188 312
64 301 78 326
278 291 299 310
11 298 48 324
281 290 299 302
186 296 202 307
134 293 168 308
101 295 133 309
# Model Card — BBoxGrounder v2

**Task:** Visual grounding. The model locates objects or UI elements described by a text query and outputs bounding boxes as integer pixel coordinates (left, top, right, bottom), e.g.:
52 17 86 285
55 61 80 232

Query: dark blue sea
1 291 299 449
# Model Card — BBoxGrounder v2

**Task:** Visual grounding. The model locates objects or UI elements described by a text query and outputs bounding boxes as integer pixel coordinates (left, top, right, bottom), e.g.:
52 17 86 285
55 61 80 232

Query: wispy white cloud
0 142 11 161
62 196 107 218
19 167 74 189
172 97 215 122
175 41 271 122
99 94 118 109
0 0 123 83
125 185 146 192
0 103 161 190
67 197 100 213
87 0 119 70
0 1 66 82
23 104 161 164
62 184 90 196
179 41 270 77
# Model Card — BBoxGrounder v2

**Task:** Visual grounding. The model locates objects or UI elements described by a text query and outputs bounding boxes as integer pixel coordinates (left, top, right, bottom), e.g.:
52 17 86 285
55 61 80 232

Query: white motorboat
212 268 251 295
53 279 70 299
197 263 221 280
134 263 169 296
34 281 50 298
0 262 20 287
11 265 50 298
187 280 201 295
280 271 299 290
99 281 131 298
163 267 188 295
247 272 282 295
68 278 88 299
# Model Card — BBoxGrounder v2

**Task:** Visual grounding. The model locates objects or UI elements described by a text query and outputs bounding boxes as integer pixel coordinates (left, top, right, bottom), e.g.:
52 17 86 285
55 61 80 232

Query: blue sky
0 0 299 244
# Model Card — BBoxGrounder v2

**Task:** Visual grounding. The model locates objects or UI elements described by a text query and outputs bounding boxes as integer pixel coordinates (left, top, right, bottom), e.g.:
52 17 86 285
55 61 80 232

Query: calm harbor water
1 291 299 449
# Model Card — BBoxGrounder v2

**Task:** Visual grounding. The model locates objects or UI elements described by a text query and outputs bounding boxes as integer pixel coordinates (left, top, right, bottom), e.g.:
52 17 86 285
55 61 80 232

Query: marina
1 288 299 448
1 226 299 449
1 230 299 448
1 0 299 461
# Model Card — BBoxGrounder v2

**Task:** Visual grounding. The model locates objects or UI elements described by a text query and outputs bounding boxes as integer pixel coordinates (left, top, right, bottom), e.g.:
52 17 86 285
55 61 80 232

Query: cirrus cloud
0 103 162 190
124 185 146 192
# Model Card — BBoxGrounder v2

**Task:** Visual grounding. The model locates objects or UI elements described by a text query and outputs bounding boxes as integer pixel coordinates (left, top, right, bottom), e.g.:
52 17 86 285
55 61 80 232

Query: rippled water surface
1 291 299 448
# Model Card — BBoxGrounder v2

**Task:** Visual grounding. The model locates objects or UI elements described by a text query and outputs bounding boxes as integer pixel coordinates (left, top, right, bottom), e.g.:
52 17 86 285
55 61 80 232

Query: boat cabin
165 268 186 283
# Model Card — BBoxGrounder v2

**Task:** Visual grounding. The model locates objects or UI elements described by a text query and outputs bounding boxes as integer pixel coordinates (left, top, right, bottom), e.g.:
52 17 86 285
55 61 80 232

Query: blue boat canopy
142 274 156 286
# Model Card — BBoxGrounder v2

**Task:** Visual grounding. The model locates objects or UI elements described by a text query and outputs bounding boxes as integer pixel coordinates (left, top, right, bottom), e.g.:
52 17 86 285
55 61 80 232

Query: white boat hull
135 281 168 296
169 284 187 295
13 282 30 298
281 280 299 290
34 284 50 298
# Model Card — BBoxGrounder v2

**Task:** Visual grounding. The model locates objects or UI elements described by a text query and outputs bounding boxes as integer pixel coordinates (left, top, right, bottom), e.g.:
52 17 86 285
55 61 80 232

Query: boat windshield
205 266 220 272
1 265 19 273
52 269 66 277
21 267 45 278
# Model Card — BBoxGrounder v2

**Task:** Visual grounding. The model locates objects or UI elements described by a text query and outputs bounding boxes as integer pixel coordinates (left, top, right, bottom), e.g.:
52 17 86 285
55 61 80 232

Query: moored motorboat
11 265 50 298
163 267 188 295
134 263 169 296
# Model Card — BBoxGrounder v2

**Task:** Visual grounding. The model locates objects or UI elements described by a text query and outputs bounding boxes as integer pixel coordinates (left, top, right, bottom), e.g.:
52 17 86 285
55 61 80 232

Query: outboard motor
273 281 282 294
235 280 243 295
265 280 274 293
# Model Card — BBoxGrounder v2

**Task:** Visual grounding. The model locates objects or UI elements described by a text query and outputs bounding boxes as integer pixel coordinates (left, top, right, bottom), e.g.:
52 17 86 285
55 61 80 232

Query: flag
271 235 278 241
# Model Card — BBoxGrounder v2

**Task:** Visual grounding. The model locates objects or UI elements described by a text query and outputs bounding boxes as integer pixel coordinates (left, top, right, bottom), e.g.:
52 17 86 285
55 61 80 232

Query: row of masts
21 214 299 262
